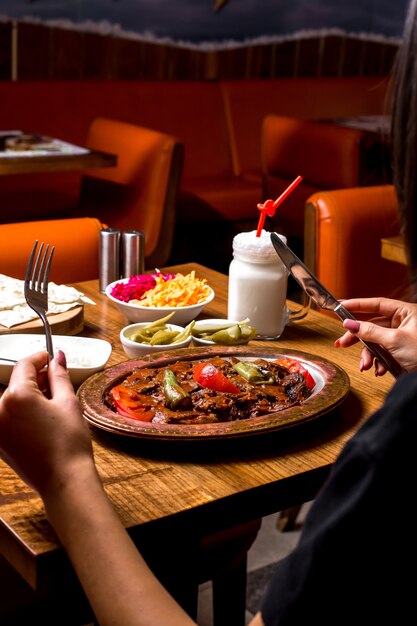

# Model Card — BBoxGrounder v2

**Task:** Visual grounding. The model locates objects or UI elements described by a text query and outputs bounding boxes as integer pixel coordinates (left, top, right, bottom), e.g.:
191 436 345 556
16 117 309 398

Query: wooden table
381 234 408 265
0 145 116 175
332 115 391 135
0 263 395 621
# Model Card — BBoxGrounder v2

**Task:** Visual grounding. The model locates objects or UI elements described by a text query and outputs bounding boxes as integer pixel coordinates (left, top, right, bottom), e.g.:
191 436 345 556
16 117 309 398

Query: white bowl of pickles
120 312 194 358
191 318 256 346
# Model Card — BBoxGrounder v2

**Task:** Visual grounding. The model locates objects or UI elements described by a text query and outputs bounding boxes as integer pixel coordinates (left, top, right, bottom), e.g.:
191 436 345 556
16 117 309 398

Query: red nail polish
56 349 67 368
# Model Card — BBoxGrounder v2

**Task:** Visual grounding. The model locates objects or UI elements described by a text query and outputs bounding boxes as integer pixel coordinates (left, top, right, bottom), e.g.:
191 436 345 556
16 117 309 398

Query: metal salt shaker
99 227 120 293
121 230 145 278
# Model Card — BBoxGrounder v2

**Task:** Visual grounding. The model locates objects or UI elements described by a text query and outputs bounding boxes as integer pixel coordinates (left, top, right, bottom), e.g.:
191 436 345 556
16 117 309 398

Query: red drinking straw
256 174 303 237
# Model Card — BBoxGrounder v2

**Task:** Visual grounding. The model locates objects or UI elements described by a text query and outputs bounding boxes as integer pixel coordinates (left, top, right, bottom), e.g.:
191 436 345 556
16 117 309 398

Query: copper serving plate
77 345 350 441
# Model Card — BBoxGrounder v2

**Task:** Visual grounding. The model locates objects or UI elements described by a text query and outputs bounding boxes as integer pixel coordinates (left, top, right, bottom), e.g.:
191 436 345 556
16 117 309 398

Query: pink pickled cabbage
110 272 176 303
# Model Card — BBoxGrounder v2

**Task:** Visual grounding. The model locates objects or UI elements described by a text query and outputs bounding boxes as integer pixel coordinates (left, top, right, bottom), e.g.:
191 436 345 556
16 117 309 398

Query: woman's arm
44 457 196 626
0 352 195 626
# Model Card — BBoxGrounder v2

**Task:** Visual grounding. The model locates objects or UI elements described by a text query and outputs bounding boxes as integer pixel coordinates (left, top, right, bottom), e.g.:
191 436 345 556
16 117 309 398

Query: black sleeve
261 371 417 626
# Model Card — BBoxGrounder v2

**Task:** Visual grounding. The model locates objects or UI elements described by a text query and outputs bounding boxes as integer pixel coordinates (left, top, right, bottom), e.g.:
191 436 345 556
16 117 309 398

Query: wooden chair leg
211 555 247 626
276 506 302 532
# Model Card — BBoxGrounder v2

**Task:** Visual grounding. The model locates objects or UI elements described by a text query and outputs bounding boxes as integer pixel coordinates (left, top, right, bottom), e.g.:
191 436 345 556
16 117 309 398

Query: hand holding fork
24 241 55 359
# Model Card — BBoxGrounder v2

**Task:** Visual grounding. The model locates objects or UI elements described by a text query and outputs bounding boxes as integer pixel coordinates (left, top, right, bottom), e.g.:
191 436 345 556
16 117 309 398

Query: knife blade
270 232 405 379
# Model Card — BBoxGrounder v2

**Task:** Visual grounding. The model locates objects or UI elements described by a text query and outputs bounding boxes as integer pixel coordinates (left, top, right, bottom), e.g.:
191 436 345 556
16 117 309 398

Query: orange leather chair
0 217 104 284
74 117 184 270
261 114 379 241
304 185 410 302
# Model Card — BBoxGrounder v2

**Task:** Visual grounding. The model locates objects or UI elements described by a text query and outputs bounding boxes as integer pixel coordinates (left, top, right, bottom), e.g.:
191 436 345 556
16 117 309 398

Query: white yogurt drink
227 230 289 339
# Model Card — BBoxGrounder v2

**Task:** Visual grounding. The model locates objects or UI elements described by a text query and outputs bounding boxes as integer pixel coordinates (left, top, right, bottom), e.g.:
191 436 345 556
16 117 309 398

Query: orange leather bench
0 217 104 283
261 115 368 239
0 77 390 231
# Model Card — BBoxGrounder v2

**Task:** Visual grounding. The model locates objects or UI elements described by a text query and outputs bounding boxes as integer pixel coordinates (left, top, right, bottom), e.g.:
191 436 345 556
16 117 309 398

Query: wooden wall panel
381 43 398 76
113 38 149 79
0 20 400 81
250 44 279 79
271 40 298 78
17 23 49 79
362 39 397 76
211 47 246 79
0 22 12 80
340 37 367 75
83 32 116 79
295 38 321 77
319 35 344 76
50 28 85 79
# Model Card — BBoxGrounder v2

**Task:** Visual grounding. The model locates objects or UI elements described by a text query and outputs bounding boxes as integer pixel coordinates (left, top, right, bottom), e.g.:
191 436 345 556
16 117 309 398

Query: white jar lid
232 230 287 260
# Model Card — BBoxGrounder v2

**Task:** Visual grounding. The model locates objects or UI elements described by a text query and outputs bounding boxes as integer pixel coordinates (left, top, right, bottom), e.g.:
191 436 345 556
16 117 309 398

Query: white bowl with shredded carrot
105 271 215 325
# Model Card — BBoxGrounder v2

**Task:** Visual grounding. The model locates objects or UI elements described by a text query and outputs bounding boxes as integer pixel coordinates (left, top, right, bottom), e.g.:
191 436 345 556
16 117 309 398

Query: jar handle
287 291 310 322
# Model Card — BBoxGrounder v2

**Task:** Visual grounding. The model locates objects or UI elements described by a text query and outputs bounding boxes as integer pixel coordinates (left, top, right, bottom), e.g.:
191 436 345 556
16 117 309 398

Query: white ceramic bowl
120 322 193 358
192 318 256 346
0 334 112 387
105 279 215 325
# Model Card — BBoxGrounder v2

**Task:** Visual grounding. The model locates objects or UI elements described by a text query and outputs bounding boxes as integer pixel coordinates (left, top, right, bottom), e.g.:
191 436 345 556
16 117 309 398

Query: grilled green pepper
233 361 275 384
163 369 192 410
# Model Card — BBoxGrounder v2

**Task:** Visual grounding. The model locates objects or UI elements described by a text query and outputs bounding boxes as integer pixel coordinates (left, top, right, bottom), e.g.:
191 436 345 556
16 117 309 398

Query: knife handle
336 305 406 379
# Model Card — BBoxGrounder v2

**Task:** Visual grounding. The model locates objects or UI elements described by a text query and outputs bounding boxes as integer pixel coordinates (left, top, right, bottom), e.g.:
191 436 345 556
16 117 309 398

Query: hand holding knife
270 232 406 379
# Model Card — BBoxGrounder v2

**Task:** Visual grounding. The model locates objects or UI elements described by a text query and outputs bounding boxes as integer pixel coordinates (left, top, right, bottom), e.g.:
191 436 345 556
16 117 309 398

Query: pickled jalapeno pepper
130 314 194 346
192 319 256 345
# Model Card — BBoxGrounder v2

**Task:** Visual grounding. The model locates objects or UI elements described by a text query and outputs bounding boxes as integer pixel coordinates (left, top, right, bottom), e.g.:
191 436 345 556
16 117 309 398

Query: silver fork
24 241 55 359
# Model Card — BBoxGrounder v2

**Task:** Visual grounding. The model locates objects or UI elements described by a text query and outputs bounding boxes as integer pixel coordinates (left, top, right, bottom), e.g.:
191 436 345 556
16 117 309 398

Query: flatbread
0 274 95 328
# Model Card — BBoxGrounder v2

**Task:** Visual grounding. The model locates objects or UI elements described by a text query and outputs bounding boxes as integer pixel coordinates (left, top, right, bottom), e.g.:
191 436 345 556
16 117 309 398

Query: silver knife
270 232 405 379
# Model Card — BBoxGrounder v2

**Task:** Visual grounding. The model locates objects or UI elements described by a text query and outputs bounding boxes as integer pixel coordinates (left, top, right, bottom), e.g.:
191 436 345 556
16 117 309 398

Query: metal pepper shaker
99 227 120 293
121 230 145 278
